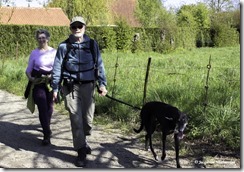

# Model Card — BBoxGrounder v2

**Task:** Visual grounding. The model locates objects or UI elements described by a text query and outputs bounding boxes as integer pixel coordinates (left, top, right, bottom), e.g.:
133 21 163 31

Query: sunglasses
71 25 84 30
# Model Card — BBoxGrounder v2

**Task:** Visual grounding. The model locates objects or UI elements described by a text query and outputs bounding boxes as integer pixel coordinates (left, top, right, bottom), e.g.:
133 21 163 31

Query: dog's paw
145 146 150 151
157 158 163 163
161 154 166 161
177 164 182 168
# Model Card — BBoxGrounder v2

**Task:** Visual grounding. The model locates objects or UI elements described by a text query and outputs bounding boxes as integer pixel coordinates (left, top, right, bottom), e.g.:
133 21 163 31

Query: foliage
177 3 211 48
47 0 113 26
192 3 211 30
203 0 239 12
177 5 198 28
0 25 70 57
87 26 117 52
174 27 196 49
114 19 133 51
0 1 241 57
134 0 165 28
231 9 241 32
211 24 239 47
210 12 239 47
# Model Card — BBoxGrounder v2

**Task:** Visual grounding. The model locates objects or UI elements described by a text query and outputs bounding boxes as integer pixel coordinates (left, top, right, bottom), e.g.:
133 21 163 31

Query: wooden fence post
111 51 119 98
143 57 151 105
203 55 211 112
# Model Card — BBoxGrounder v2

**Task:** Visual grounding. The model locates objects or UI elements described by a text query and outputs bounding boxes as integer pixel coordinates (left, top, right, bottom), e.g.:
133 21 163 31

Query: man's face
70 22 85 38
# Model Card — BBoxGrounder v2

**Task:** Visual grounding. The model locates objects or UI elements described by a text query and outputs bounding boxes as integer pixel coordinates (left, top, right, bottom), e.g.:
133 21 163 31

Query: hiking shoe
75 157 86 167
75 147 87 167
42 138 51 146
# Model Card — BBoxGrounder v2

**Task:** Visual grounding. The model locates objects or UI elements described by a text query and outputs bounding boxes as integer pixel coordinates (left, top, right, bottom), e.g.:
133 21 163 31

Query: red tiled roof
0 7 70 26
111 0 141 27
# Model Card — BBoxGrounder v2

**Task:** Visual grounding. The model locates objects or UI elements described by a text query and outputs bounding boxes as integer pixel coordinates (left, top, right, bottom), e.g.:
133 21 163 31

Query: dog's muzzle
175 123 187 139
178 131 184 139
174 130 184 139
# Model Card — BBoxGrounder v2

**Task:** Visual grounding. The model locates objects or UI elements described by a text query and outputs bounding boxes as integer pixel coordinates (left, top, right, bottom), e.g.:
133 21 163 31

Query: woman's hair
35 29 51 40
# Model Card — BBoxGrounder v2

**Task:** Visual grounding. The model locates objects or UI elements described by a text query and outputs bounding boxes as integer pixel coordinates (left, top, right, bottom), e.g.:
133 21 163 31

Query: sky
4 0 201 8
3 0 47 7
2 0 242 9
163 0 202 9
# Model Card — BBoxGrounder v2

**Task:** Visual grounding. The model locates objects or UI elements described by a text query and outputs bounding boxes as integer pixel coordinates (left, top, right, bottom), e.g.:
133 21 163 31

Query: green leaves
47 0 112 26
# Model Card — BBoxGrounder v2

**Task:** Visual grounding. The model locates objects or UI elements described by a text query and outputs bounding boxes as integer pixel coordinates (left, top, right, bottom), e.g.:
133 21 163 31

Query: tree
47 0 113 25
203 0 240 12
176 3 211 47
134 0 166 27
177 5 198 28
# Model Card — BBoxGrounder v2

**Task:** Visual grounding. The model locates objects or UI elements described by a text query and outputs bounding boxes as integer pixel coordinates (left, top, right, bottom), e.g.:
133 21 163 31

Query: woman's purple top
26 47 57 74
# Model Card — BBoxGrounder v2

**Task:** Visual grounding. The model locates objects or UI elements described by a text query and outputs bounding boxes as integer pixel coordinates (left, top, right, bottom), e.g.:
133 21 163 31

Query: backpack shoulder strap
63 38 72 62
89 38 99 80
90 38 97 65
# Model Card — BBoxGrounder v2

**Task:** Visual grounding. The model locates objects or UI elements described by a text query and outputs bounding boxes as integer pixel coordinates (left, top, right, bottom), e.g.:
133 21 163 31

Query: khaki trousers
63 82 95 150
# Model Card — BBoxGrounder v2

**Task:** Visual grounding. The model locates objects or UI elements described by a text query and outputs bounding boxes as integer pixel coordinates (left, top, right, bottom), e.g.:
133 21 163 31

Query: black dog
134 101 188 168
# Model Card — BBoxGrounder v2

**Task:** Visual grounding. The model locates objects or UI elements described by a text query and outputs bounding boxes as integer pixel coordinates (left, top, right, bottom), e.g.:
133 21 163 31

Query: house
110 0 141 27
0 7 70 26
0 0 140 27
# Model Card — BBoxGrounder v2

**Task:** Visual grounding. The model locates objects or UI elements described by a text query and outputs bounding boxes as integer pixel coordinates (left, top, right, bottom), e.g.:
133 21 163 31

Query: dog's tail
133 121 143 133
134 110 145 133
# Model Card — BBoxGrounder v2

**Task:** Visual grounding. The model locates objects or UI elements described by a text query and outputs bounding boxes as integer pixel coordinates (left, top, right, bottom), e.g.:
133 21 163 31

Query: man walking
51 16 108 167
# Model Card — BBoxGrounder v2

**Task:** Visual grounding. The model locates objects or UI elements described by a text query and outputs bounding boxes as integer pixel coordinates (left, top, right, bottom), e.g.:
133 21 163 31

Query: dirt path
0 90 240 169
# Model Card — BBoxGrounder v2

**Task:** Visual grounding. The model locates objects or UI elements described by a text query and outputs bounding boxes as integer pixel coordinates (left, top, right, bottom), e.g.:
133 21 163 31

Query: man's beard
73 33 83 38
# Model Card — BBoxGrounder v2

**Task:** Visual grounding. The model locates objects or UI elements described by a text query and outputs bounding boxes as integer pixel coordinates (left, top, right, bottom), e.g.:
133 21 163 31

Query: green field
0 46 240 150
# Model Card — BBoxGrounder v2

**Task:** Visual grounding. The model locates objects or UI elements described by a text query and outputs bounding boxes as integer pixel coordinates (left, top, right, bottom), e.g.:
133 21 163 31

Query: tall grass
97 46 240 150
0 46 240 150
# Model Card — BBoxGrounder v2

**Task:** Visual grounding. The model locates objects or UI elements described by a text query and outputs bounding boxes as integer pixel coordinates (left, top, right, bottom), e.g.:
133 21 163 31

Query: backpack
56 38 99 101
62 38 99 80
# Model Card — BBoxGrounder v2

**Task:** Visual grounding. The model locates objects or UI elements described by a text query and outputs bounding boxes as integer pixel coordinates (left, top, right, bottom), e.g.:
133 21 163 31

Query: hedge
0 24 239 58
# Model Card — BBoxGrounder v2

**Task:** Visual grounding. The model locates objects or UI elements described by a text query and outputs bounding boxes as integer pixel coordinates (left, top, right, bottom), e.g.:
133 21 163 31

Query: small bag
24 81 32 99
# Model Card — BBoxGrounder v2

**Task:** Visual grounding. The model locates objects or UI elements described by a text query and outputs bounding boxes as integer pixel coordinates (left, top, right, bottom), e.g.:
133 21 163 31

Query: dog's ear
178 112 188 121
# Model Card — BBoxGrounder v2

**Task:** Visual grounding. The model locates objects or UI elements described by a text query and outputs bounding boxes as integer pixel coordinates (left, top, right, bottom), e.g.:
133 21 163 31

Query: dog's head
175 112 188 139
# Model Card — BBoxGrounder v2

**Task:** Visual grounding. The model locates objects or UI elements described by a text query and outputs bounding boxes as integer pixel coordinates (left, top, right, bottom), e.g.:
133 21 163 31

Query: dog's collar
165 116 173 121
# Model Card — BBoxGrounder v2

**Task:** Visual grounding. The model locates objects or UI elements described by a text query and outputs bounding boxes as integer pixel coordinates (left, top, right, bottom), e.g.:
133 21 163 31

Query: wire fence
104 55 240 113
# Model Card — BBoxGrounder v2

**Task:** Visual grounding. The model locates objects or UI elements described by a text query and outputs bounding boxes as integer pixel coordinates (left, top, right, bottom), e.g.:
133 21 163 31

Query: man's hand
99 86 108 96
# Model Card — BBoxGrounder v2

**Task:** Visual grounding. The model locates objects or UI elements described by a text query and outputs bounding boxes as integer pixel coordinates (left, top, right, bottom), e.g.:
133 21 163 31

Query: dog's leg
148 133 158 161
145 134 150 151
161 132 166 161
174 133 181 168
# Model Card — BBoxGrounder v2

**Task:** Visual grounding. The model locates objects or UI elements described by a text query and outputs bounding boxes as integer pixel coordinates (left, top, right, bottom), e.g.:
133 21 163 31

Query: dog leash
96 85 141 110
105 94 141 110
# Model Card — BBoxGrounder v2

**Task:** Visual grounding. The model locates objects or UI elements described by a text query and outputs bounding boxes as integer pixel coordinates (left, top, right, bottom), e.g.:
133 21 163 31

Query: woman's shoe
42 135 51 146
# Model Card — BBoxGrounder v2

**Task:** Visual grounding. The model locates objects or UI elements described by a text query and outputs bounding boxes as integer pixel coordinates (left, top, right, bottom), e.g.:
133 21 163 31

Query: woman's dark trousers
33 84 53 140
